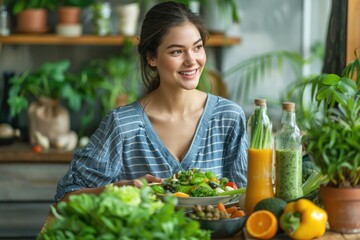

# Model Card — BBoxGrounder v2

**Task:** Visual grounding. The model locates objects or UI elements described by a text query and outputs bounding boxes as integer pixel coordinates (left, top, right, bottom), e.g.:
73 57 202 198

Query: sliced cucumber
218 188 246 196
176 185 193 194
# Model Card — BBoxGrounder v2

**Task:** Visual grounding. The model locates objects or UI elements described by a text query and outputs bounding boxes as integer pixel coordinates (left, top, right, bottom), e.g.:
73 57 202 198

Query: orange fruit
172 192 190 198
245 210 278 239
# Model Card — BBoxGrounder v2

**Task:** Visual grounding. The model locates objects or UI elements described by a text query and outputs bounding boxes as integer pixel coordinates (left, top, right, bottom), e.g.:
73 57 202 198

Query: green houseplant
8 60 106 141
5 0 57 33
169 0 240 23
288 56 360 188
60 0 94 8
5 0 57 15
8 60 74 147
8 60 71 117
8 60 77 117
87 40 141 114
287 54 360 233
56 0 95 36
200 0 240 33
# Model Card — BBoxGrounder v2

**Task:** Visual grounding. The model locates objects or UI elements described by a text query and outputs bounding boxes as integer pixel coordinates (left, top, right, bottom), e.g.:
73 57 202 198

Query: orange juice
245 148 274 214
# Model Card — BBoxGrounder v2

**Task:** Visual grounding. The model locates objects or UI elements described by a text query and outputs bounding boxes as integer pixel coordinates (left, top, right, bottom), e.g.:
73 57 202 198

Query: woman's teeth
180 70 196 75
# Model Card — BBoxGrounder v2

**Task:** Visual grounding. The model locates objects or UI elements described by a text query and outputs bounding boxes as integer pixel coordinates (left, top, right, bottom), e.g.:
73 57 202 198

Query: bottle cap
254 98 266 106
282 102 295 111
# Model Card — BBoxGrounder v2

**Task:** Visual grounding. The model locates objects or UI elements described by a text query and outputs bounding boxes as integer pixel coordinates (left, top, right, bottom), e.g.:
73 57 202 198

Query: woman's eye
194 45 203 51
172 50 182 55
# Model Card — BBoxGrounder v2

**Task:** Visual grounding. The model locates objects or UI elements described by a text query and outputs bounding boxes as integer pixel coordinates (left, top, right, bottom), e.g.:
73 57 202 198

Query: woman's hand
115 174 163 188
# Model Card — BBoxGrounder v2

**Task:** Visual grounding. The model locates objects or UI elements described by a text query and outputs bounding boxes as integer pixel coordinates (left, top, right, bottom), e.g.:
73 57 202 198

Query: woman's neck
141 88 207 116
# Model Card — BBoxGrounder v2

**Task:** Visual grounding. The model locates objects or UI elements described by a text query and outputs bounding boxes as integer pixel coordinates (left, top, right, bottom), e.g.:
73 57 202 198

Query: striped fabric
55 94 248 201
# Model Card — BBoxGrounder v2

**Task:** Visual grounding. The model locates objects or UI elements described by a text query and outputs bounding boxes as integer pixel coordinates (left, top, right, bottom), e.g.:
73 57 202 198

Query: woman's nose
184 52 196 66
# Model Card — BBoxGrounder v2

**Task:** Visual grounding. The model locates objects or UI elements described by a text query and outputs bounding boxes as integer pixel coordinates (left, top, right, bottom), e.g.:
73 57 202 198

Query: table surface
40 213 360 240
214 229 360 240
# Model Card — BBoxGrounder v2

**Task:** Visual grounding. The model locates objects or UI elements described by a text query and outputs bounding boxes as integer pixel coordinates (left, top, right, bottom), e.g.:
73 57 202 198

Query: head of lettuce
38 184 211 240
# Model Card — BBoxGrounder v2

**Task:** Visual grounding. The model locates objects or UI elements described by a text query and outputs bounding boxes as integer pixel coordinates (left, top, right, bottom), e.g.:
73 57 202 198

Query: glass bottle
275 102 303 201
245 98 274 214
93 2 112 36
0 1 10 36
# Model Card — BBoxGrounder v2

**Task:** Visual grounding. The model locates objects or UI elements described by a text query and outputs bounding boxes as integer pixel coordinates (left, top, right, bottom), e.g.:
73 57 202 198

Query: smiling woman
52 2 248 215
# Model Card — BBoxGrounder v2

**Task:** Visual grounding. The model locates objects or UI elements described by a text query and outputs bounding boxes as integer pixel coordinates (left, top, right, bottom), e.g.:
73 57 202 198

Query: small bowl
157 194 243 209
195 216 247 238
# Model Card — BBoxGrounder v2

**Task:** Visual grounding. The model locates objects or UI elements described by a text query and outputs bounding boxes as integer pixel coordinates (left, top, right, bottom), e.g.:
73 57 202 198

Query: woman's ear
147 54 156 67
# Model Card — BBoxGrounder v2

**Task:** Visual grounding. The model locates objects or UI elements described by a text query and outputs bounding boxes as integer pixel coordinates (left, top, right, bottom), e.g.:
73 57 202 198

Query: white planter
202 0 234 34
115 3 140 36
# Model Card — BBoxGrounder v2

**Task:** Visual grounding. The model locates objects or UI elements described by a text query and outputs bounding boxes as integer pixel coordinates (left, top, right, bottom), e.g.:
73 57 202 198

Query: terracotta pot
319 185 360 233
58 6 81 24
17 9 48 33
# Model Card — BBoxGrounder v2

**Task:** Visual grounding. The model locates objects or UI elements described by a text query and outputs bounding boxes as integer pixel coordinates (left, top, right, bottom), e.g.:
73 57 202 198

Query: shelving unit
0 34 241 46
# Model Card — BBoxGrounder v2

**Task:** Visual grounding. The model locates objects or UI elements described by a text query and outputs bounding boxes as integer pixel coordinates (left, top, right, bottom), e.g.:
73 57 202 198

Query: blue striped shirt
55 94 248 201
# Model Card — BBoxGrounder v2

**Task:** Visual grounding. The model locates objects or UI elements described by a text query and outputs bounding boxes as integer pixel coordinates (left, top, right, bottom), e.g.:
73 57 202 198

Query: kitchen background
0 0 335 239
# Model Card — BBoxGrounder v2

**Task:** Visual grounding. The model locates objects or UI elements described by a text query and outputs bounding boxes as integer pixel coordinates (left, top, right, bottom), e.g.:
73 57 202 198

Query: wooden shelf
0 141 73 163
0 34 241 46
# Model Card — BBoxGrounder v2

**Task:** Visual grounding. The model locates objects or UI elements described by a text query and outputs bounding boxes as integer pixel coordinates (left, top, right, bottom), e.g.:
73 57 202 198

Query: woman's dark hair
138 1 209 92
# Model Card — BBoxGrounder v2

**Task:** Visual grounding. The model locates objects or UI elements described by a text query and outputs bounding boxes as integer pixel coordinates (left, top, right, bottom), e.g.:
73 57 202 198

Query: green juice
275 148 303 201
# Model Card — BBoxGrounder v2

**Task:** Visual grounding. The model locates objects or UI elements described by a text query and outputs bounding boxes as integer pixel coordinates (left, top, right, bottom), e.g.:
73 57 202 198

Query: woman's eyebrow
166 38 203 49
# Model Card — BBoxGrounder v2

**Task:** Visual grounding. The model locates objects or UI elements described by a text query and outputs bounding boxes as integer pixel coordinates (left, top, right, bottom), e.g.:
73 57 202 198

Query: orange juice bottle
245 148 274 214
245 99 274 214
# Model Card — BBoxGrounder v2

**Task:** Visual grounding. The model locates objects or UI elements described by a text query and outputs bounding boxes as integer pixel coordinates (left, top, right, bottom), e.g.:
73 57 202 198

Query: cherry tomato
225 182 238 189
32 145 42 153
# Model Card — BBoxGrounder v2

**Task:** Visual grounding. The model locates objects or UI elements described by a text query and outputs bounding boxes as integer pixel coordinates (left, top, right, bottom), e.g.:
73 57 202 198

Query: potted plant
288 54 360 233
59 0 94 9
56 0 95 36
114 1 140 36
7 60 105 148
5 0 57 33
200 0 240 34
87 39 141 114
165 0 240 33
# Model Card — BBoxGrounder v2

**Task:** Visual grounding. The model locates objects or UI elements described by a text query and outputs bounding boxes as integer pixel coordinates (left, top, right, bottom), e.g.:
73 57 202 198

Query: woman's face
149 21 207 91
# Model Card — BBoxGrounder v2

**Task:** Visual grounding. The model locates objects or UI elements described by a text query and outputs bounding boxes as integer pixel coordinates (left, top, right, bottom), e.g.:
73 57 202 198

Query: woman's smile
179 69 198 79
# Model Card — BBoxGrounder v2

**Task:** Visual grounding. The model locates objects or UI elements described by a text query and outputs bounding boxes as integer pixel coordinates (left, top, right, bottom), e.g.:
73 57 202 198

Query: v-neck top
55 94 248 201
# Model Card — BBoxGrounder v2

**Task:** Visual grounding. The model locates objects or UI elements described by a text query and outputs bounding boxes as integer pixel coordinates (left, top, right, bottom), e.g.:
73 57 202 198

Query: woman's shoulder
96 101 145 136
103 101 143 125
209 94 245 116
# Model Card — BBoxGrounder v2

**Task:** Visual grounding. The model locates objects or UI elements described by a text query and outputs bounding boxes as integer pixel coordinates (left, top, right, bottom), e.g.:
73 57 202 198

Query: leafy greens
38 185 211 240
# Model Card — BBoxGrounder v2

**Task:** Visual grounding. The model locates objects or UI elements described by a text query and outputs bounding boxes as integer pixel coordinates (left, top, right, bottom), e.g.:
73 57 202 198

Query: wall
221 0 331 129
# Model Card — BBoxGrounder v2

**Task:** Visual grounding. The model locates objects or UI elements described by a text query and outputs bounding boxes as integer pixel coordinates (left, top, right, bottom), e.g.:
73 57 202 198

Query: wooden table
213 229 360 240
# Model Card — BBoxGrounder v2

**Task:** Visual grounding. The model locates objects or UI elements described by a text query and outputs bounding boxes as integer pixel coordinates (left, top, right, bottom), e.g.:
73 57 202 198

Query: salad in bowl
151 168 245 198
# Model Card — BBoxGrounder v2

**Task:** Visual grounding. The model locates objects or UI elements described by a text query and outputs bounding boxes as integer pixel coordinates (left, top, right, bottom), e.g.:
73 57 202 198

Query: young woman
55 1 248 202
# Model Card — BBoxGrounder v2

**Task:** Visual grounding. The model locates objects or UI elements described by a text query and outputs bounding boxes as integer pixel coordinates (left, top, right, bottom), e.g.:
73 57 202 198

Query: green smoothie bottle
275 102 303 201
